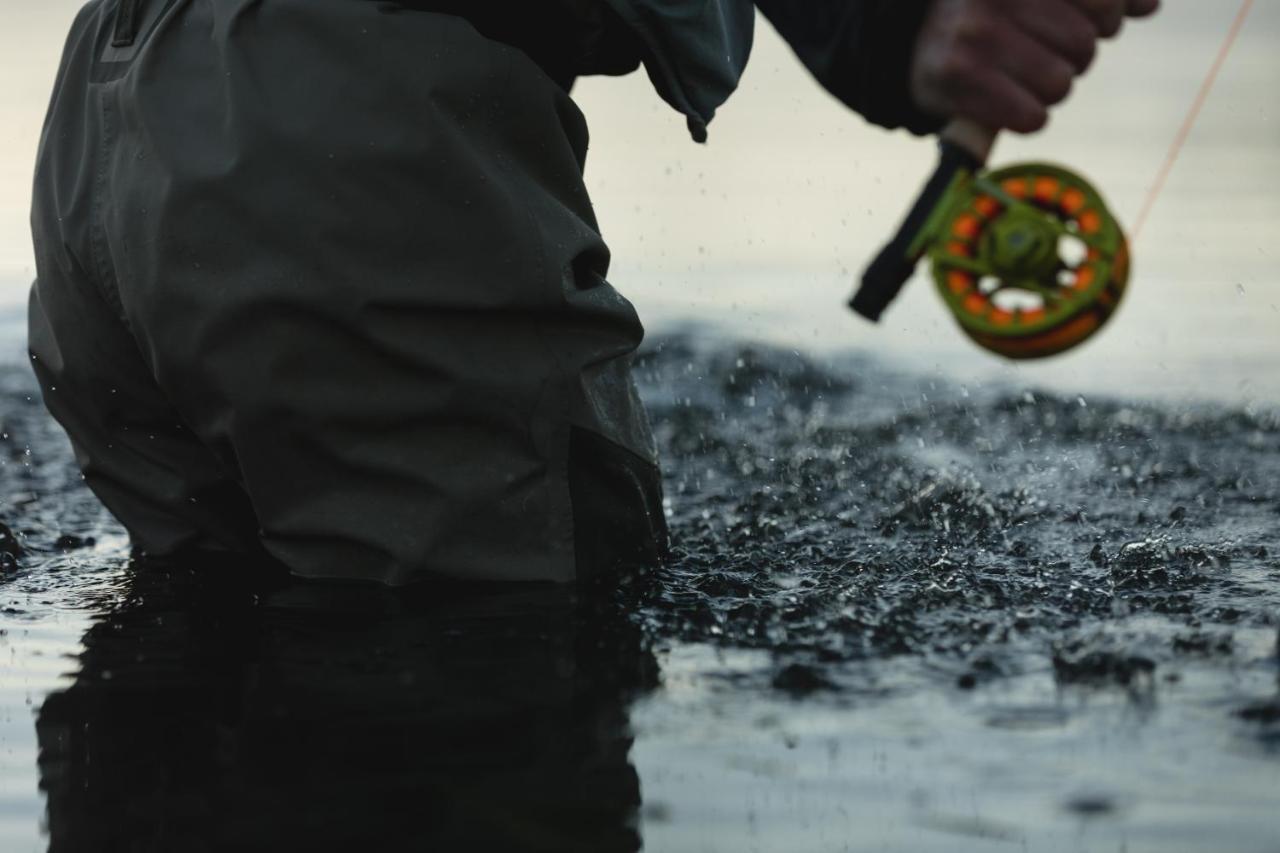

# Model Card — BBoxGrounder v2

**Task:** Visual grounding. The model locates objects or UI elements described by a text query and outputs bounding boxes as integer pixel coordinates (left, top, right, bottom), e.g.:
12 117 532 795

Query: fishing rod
849 0 1254 360
851 119 1127 360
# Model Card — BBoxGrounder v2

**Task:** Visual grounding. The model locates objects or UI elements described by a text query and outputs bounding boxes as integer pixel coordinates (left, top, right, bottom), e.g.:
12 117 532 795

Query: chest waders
29 0 667 585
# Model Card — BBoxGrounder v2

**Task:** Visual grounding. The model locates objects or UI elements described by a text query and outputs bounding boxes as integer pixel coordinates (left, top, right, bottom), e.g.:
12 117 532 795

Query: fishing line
1130 0 1256 241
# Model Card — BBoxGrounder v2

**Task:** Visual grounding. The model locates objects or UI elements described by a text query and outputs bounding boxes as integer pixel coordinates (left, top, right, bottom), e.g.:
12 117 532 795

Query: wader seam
499 50 579 582
90 32 230 501
89 97 131 327
532 204 584 574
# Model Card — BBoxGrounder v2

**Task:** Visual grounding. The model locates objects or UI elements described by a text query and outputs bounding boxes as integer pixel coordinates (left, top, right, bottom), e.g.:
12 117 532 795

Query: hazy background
1 0 1277 403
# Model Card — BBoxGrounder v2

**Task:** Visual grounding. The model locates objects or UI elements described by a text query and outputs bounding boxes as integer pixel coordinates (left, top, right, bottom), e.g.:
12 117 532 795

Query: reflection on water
35 560 654 852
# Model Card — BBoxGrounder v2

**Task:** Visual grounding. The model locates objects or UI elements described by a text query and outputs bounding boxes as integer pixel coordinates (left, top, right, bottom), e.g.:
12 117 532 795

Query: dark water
1 333 1278 852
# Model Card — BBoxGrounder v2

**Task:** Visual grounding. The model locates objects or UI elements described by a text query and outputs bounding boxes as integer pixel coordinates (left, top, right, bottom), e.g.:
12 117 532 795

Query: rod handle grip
849 121 997 322
941 119 998 165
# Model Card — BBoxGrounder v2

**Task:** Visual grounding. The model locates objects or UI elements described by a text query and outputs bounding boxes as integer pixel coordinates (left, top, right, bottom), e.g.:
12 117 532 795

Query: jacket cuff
759 0 945 136
853 0 944 135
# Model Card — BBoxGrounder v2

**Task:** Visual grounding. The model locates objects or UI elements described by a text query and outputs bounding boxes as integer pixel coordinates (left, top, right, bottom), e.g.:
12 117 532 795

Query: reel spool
931 162 1129 358
852 122 1130 360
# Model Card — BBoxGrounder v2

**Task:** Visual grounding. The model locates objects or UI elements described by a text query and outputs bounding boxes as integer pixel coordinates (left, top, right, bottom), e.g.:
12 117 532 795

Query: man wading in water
30 0 1158 586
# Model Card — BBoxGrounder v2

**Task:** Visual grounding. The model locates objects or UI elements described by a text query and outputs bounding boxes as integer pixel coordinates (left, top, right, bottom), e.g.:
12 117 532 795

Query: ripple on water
1 334 1278 851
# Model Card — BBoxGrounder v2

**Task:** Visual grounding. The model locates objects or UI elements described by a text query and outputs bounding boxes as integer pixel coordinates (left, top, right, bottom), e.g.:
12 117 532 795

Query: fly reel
852 122 1130 360
931 162 1128 358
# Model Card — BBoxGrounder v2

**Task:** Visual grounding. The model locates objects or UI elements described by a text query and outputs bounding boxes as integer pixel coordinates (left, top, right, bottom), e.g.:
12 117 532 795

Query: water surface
2 334 1278 852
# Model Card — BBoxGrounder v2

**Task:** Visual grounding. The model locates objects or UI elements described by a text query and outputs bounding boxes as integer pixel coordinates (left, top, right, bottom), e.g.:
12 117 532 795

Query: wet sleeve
754 0 944 135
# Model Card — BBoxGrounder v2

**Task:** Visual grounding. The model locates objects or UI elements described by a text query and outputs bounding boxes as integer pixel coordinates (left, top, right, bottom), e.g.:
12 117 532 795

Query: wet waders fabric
29 0 667 585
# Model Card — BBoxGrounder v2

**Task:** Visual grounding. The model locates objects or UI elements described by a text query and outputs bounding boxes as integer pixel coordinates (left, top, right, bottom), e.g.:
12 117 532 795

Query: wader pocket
101 0 177 64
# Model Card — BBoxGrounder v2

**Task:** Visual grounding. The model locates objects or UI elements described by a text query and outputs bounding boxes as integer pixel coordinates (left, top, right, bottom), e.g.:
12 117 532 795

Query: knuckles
1012 106 1050 134
932 49 981 93
950 11 993 49
1066 27 1099 72
912 0 1142 132
1044 70 1074 105
1076 0 1127 37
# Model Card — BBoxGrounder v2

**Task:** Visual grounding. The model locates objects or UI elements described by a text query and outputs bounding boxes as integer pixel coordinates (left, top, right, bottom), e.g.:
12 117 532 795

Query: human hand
910 0 1161 133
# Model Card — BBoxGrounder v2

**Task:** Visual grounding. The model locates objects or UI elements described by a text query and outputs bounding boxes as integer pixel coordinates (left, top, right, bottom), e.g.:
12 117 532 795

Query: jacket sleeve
601 0 756 143
754 0 943 135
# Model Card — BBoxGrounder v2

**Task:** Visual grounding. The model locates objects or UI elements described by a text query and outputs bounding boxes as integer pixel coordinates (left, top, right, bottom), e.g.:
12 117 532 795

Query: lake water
0 3 1278 852
3 333 1279 852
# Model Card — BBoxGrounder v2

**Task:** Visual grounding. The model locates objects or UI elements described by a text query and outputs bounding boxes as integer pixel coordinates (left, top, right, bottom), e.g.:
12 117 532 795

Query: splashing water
1 333 1278 852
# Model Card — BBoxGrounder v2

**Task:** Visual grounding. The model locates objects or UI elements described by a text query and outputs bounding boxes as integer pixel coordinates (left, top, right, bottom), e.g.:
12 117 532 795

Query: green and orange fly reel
852 121 1129 359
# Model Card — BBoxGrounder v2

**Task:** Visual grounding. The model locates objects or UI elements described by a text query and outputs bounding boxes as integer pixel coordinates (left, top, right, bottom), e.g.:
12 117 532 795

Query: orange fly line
1130 0 1257 241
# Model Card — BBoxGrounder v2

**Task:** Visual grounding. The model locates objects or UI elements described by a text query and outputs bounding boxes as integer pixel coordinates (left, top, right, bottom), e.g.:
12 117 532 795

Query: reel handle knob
850 120 997 322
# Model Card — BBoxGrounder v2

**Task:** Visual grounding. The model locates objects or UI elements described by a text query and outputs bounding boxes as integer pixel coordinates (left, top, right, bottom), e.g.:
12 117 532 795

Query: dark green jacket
415 0 942 141
606 0 942 141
